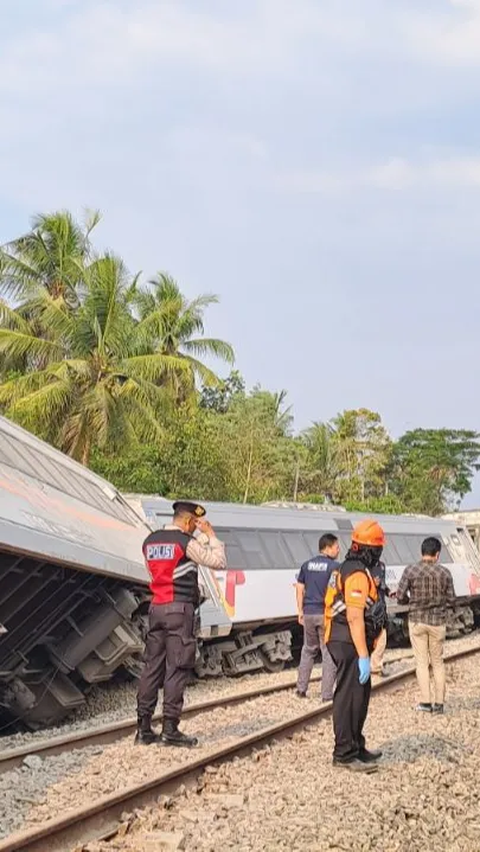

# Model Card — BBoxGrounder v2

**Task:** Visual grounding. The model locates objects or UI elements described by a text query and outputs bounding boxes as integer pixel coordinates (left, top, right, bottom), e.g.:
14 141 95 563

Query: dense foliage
1 211 479 515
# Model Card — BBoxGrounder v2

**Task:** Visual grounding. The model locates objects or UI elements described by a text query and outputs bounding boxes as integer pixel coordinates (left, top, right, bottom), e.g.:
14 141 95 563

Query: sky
2 0 480 505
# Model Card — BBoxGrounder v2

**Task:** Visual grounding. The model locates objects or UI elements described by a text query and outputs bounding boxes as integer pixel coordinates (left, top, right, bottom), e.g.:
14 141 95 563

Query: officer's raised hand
196 518 215 539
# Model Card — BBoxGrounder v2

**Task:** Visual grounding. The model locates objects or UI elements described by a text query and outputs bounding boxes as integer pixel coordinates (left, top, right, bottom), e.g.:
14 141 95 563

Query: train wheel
259 651 286 673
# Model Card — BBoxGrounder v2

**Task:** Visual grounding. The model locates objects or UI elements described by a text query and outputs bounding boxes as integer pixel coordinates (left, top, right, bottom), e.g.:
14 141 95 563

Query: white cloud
404 0 480 67
277 154 480 196
0 0 373 96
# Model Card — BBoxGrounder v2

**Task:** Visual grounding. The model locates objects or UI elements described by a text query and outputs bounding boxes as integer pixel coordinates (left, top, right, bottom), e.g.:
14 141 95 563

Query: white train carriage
128 495 480 677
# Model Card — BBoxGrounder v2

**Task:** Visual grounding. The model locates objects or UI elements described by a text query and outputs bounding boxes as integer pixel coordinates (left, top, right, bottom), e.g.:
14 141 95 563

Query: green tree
331 408 392 504
200 370 245 413
221 389 297 503
300 421 338 502
92 405 232 501
135 272 235 395
0 255 182 464
0 209 99 307
392 428 480 515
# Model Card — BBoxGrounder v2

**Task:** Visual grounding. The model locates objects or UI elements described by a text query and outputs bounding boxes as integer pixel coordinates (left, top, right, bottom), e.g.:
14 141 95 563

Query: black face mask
348 545 383 568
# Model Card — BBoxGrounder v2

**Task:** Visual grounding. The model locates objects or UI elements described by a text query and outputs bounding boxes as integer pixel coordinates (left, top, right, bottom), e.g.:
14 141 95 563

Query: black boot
358 748 382 763
134 716 162 745
161 718 198 748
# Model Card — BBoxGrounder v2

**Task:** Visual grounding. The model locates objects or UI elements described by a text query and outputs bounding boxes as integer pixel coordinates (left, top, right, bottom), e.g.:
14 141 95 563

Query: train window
337 533 352 555
233 531 269 569
438 539 453 563
382 539 402 564
282 532 314 566
390 535 417 564
303 532 321 557
220 530 250 569
261 531 295 569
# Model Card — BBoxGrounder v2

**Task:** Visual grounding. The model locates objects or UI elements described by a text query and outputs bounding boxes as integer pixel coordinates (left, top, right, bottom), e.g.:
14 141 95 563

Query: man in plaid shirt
397 536 456 714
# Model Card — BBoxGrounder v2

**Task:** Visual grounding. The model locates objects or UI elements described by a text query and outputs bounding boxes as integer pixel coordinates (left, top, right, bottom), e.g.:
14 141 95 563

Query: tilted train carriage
129 496 480 679
1 412 480 729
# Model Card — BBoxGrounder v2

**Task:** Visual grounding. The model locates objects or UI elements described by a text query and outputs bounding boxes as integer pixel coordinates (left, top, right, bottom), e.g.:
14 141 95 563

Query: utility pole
293 458 300 501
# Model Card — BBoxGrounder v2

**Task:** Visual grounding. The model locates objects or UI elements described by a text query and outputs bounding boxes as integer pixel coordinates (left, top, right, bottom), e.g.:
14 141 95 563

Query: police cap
172 501 206 518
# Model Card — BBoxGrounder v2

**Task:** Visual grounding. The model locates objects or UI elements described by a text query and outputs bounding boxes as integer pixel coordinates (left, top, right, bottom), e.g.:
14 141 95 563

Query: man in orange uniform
325 519 386 772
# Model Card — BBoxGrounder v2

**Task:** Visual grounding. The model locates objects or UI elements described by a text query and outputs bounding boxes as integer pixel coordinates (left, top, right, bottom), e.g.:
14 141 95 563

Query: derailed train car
0 417 230 729
128 495 480 679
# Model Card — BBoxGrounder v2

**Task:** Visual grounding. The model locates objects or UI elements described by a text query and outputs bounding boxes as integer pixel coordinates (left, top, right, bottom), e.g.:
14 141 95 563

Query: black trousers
136 602 196 722
327 640 372 762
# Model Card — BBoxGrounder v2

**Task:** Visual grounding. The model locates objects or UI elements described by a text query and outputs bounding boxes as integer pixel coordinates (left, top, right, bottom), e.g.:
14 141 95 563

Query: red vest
143 529 198 606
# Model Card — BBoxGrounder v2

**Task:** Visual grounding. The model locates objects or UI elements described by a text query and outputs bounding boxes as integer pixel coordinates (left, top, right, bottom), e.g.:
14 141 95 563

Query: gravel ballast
0 633 475 754
1 633 480 847
83 651 480 852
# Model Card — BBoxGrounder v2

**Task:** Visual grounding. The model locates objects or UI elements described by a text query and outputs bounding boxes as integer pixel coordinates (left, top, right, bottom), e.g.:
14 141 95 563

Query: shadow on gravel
379 732 473 765
445 695 480 712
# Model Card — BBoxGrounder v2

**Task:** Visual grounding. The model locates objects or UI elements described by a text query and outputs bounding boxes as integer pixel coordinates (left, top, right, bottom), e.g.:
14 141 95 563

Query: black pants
327 641 371 762
136 602 196 722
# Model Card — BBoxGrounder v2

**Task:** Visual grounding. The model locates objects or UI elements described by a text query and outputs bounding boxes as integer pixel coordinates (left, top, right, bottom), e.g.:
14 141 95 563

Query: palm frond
180 354 221 387
82 208 102 240
22 292 76 342
7 378 73 433
0 328 62 361
182 337 235 364
125 352 192 386
0 300 31 333
0 370 54 405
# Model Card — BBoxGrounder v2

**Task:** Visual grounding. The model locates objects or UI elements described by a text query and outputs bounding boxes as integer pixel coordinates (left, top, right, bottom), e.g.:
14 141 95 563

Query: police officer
324 519 386 773
135 501 227 747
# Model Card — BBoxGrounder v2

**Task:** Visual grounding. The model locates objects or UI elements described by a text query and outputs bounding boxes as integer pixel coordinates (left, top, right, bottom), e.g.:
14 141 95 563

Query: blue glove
358 657 371 684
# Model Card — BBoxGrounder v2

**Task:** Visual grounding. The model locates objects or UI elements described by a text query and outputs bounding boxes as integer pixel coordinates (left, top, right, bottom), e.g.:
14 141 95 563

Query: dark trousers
327 640 371 762
136 601 196 722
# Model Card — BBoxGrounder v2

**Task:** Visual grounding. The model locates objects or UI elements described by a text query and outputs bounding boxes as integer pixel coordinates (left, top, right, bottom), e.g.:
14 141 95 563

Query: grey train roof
0 416 149 583
128 494 460 535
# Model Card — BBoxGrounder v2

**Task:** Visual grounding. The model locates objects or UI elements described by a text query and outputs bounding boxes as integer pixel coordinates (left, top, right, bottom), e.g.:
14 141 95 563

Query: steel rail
2 643 480 852
0 675 321 773
0 640 469 773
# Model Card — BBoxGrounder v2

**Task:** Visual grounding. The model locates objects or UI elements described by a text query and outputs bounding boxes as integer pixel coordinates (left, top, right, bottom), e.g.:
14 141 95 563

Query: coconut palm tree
0 255 189 464
0 209 99 308
135 273 235 392
302 421 339 501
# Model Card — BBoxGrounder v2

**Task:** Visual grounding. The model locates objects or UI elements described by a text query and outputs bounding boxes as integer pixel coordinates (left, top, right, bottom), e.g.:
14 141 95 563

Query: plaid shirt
396 560 456 626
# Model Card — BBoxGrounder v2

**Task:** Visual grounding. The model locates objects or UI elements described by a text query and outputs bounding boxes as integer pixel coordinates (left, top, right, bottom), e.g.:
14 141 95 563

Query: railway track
0 643 466 775
2 641 480 852
0 674 323 774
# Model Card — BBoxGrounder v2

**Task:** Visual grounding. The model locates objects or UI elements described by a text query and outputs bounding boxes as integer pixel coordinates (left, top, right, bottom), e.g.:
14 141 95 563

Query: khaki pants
370 628 387 674
409 621 446 705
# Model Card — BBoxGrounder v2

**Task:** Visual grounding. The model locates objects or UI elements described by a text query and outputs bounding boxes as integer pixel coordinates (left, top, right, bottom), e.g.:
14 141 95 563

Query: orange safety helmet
351 519 386 548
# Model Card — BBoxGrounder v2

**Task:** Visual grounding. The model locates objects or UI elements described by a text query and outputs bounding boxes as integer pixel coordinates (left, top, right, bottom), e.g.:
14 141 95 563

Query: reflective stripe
173 562 197 579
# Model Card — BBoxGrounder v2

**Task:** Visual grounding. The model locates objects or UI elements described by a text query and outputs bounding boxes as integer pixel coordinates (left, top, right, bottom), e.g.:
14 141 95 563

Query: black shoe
296 690 307 698
161 718 198 748
358 748 382 763
134 729 162 745
415 703 432 713
332 758 378 773
432 703 444 714
134 717 162 745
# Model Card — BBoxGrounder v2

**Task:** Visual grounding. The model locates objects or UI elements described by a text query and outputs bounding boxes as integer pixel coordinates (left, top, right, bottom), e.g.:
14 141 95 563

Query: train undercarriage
1 546 479 731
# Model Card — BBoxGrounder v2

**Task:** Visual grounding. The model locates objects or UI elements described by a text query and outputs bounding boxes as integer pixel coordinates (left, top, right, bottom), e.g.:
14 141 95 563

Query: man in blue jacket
296 533 340 701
